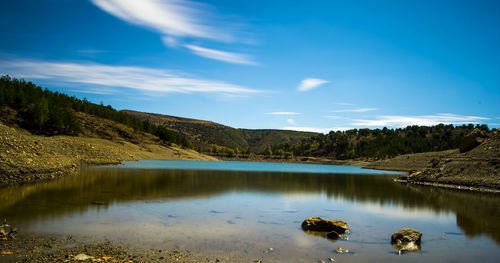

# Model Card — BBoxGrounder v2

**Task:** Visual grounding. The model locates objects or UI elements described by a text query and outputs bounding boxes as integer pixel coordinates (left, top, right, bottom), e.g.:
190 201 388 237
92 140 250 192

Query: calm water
1 160 500 262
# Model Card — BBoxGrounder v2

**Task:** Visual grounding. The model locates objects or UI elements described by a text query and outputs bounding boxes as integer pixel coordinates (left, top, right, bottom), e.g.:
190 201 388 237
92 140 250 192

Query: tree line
269 124 490 159
0 76 192 148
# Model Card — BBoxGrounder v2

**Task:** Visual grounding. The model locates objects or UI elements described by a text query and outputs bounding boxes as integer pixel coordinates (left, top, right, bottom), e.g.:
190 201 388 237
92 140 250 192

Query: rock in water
391 228 422 253
301 217 350 234
326 231 340 239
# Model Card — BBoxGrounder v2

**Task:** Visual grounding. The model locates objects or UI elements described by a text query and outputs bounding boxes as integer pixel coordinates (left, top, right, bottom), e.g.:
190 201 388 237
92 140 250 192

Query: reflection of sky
4 160 500 262
20 191 499 262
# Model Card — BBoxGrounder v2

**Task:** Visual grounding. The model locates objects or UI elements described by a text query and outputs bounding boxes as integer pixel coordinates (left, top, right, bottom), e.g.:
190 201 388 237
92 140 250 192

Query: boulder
301 217 350 235
391 228 422 252
460 129 487 153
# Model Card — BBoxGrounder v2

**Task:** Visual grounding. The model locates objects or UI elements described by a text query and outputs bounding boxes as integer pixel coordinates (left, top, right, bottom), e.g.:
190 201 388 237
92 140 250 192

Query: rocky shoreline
393 130 500 192
1 233 228 263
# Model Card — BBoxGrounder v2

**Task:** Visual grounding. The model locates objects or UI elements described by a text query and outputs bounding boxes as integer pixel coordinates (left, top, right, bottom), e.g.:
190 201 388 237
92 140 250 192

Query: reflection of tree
1 167 499 244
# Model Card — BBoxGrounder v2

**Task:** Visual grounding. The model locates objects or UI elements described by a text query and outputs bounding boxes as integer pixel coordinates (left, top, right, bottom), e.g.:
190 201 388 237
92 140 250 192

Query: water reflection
1 165 500 245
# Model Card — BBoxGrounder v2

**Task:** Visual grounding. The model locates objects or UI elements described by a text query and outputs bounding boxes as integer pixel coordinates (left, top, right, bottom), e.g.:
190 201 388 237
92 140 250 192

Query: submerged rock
325 231 341 240
391 228 422 253
301 217 350 234
334 247 351 254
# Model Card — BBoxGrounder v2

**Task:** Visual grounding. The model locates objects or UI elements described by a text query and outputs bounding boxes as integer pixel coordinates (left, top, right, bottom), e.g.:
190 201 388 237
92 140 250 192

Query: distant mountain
122 110 318 153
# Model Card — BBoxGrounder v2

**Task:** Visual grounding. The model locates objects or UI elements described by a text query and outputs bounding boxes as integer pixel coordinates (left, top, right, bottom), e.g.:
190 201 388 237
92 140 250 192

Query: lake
1 160 499 262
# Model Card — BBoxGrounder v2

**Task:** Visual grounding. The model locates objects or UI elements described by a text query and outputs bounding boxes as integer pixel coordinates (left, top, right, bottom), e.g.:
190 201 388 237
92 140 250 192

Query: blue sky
1 0 499 132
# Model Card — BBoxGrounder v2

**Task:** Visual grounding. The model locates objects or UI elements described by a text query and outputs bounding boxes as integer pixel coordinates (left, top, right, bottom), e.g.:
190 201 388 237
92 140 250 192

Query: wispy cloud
298 78 328 92
331 107 377 113
352 114 489 127
0 59 261 95
184 44 256 65
91 0 256 65
266 112 300 115
91 0 229 40
324 115 343 119
286 118 296 125
282 126 350 133
335 102 355 106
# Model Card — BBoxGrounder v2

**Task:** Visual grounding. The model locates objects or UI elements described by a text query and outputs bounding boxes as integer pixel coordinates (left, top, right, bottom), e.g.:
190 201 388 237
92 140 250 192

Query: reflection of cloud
0 59 261 95
91 0 256 64
331 108 377 113
266 112 300 115
282 126 350 133
352 114 489 127
293 233 314 248
356 202 452 221
298 78 328 92
184 44 256 65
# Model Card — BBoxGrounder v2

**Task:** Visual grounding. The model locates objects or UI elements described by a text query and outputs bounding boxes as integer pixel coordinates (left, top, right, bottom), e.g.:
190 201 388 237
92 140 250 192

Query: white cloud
324 115 343 119
335 102 355 106
91 0 229 40
162 36 179 48
286 118 296 125
331 107 377 113
91 0 256 65
265 112 300 115
352 114 489 127
0 59 261 95
297 78 328 92
184 44 256 65
282 126 350 133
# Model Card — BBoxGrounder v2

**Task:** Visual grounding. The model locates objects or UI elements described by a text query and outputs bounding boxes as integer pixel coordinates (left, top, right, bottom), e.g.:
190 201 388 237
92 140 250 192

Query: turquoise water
1 160 499 262
117 159 404 174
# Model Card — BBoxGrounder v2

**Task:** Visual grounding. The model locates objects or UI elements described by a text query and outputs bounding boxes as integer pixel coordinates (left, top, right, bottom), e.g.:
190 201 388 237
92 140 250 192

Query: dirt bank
363 150 457 172
0 115 217 186
398 130 500 190
215 154 369 166
365 130 500 192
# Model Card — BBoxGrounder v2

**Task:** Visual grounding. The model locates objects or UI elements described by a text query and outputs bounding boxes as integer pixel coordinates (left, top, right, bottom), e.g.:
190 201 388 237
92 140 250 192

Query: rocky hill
122 110 317 153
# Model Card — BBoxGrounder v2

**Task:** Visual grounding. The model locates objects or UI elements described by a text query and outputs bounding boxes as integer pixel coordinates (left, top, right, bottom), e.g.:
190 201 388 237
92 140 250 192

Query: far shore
2 118 498 194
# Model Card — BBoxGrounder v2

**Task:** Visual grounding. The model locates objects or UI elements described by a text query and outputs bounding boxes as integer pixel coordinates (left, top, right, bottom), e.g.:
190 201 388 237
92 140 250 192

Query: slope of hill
0 109 217 185
122 110 318 153
399 130 500 190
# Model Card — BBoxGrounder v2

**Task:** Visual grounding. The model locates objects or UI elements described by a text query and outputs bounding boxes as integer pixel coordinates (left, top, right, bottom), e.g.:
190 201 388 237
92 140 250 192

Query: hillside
399 130 500 190
270 124 487 159
122 110 317 153
0 109 217 185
